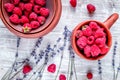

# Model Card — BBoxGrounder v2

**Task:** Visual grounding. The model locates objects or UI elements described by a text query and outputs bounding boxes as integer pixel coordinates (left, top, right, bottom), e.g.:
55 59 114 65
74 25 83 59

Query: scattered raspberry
75 30 83 38
59 74 66 80
87 36 95 45
87 4 96 13
24 3 33 12
30 21 40 29
95 37 106 48
70 0 77 7
19 2 25 11
13 7 22 16
11 0 20 5
37 16 46 25
87 72 93 79
91 44 101 57
20 16 29 24
77 36 87 49
4 3 15 12
40 8 50 17
34 5 41 14
29 12 38 20
9 14 20 24
47 64 56 73
84 45 91 57
35 0 46 6
94 28 105 38
22 64 32 74
100 46 109 54
82 26 92 36
89 22 99 31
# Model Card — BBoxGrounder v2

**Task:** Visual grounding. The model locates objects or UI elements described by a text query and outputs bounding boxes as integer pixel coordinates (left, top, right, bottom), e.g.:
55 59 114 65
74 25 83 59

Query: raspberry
40 8 50 17
87 4 96 13
19 2 25 11
87 72 93 79
84 45 91 57
77 36 87 49
33 5 41 14
94 28 105 38
47 64 56 73
13 7 22 16
35 0 46 6
24 3 33 12
4 3 15 13
22 64 32 74
82 26 92 37
59 74 66 80
89 22 99 31
91 44 101 57
24 11 31 17
11 0 20 5
75 30 83 38
20 16 29 24
87 36 95 45
29 12 38 20
100 45 109 54
23 23 31 28
9 14 20 24
37 16 46 25
30 21 40 29
95 37 106 48
70 0 77 7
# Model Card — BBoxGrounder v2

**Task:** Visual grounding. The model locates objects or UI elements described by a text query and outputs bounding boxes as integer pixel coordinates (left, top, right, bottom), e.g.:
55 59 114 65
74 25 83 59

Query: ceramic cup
71 13 119 60
0 0 62 38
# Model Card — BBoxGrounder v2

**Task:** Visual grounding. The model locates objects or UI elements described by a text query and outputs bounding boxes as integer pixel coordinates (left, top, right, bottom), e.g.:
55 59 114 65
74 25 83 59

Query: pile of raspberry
4 0 50 33
76 22 109 57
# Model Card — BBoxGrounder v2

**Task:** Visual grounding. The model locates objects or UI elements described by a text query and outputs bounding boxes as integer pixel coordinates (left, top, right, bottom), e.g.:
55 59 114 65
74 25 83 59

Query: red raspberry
40 8 50 17
94 28 105 38
84 45 91 57
24 11 31 17
91 44 101 57
33 5 41 14
22 64 32 74
19 2 25 11
13 7 22 16
95 37 106 48
11 0 20 5
89 22 99 31
87 4 96 13
24 3 33 12
9 14 20 24
37 16 46 25
4 3 15 13
82 26 92 37
20 16 29 24
77 36 87 49
35 0 46 6
59 74 66 80
23 23 31 28
70 0 77 7
100 45 109 54
87 36 95 45
30 21 40 29
29 12 38 20
47 64 56 73
75 30 83 38
87 72 93 79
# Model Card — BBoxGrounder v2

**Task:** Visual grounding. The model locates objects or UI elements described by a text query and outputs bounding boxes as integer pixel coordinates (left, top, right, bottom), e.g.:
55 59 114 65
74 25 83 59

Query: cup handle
104 13 119 29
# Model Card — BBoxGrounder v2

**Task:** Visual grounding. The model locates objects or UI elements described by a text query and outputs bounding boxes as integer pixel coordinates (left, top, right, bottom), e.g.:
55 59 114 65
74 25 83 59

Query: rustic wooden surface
0 0 120 80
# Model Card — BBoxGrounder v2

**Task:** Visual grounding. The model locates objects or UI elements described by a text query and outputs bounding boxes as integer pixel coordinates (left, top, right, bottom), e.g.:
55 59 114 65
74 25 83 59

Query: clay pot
71 13 119 60
0 0 62 38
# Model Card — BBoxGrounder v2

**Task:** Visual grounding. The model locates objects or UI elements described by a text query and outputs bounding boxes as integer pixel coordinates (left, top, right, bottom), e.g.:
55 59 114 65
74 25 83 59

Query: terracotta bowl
71 13 119 60
0 0 62 38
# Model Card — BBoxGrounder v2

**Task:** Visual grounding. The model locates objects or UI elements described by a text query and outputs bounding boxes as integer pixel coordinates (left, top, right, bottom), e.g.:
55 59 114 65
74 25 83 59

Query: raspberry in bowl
0 0 62 38
71 13 119 60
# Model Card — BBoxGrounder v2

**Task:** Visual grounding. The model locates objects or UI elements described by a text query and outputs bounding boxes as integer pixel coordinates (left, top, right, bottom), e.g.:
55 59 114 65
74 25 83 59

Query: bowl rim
0 0 62 38
71 20 112 60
